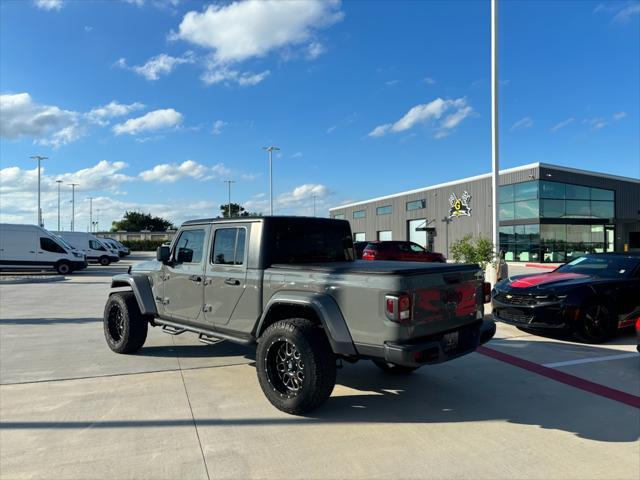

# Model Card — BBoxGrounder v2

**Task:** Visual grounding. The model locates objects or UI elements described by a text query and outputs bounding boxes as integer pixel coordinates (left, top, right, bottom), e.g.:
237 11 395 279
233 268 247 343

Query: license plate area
442 331 459 352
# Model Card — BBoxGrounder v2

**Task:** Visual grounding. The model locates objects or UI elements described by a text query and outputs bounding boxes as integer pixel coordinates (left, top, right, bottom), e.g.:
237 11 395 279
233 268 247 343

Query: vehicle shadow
508 325 638 347
0 317 101 325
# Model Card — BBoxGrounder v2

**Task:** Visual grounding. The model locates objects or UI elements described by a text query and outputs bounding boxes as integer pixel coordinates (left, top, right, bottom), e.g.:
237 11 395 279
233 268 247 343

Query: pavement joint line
0 361 254 387
542 353 638 368
478 346 640 409
172 337 212 480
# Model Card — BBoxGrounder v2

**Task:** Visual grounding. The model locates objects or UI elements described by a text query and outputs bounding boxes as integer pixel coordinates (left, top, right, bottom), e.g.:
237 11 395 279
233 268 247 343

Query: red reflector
386 298 395 315
399 295 410 311
483 282 491 304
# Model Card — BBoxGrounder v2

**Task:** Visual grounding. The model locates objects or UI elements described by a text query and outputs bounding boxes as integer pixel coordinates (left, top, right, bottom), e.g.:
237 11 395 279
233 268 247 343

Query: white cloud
139 160 230 183
291 152 303 159
0 92 81 147
584 117 607 130
174 0 343 63
385 80 400 86
113 108 183 135
240 173 260 181
613 111 627 120
307 41 326 59
550 117 575 132
368 98 473 139
510 116 534 131
211 120 227 135
87 101 145 125
594 2 640 22
201 63 270 87
116 52 195 81
34 0 63 11
326 125 337 134
423 77 436 85
244 183 331 215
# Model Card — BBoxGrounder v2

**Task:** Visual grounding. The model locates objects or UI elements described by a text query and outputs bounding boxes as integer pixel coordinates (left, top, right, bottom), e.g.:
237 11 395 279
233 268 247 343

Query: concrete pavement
1 254 638 479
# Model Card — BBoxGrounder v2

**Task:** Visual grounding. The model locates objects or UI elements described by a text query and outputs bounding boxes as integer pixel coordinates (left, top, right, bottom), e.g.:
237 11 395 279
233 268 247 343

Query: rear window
267 220 354 264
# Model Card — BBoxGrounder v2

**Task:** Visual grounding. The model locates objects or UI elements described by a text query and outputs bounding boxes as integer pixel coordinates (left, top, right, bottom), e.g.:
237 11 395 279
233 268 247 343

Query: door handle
189 275 203 283
29 251 35 253
225 278 240 286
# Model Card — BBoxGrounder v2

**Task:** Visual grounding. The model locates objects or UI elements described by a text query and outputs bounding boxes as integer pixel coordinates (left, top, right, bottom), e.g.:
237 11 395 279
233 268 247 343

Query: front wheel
103 292 148 353
55 261 71 275
99 256 111 266
372 359 419 374
574 303 615 344
256 319 336 415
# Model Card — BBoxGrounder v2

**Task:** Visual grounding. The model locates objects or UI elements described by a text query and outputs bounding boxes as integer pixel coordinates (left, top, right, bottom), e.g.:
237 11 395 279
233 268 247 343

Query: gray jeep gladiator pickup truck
103 216 495 414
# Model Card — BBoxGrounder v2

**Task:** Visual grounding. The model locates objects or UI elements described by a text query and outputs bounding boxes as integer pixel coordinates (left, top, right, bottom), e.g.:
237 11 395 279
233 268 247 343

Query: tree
449 235 495 270
111 211 174 232
219 203 260 218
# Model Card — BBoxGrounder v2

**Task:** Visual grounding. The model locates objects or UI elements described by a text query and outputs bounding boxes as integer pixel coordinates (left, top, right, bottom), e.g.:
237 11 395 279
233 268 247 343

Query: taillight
385 294 412 323
483 282 491 303
635 317 640 332
363 250 375 260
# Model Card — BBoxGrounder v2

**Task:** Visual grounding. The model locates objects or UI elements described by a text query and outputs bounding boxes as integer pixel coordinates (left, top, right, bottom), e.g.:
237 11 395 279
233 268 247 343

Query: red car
362 241 446 263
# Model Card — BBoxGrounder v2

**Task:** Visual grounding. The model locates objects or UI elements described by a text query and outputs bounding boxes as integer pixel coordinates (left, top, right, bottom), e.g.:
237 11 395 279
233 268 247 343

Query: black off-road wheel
372 359 419 374
103 292 148 354
256 319 336 415
55 261 71 275
99 256 111 266
574 302 616 344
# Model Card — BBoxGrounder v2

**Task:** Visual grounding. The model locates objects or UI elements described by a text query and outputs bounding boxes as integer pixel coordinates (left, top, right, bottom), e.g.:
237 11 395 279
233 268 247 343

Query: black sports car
492 253 640 343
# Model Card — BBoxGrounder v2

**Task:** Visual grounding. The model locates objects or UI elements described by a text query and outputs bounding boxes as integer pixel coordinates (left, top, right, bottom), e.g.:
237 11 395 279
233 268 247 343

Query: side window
410 243 425 253
40 237 65 253
174 229 205 264
212 228 246 266
89 240 106 251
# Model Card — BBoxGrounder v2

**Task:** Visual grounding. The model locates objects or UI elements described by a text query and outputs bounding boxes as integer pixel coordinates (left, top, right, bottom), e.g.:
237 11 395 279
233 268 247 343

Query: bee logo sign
448 191 472 219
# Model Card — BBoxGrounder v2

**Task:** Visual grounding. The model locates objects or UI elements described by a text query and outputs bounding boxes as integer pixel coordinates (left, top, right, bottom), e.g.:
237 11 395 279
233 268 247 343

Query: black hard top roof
181 216 347 226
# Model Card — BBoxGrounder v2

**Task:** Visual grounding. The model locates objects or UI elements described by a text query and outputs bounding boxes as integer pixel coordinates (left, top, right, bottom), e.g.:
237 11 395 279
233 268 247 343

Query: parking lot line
543 353 638 368
478 346 640 409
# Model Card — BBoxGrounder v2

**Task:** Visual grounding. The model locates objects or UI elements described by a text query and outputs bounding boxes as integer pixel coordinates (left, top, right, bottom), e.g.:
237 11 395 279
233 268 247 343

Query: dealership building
329 162 640 263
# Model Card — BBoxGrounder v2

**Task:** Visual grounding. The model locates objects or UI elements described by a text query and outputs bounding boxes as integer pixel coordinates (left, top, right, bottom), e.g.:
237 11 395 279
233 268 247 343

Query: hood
506 272 591 290
131 259 161 273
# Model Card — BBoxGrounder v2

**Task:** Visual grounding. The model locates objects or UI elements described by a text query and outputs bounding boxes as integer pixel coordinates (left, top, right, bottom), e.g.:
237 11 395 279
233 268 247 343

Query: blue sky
1 0 638 230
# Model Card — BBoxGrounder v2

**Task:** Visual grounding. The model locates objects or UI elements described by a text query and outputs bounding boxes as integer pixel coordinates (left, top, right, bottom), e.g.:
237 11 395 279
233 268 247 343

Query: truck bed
269 260 478 276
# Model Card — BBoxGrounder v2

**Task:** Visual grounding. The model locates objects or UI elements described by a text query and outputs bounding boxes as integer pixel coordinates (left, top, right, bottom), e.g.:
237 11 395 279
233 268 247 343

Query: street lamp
87 197 94 232
262 146 280 215
491 0 500 259
68 183 79 231
312 193 316 217
223 180 236 218
55 180 63 231
30 155 48 227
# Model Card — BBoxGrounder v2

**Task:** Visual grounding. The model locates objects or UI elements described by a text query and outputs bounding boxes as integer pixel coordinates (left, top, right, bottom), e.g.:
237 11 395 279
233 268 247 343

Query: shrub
120 240 167 251
449 235 495 270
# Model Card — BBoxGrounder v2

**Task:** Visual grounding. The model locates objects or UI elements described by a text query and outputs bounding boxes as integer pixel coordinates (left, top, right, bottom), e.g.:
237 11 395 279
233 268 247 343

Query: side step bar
162 325 186 335
154 318 256 346
198 333 224 346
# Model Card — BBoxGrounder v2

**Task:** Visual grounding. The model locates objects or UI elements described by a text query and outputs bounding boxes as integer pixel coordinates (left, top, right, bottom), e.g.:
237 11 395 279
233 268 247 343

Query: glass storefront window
567 225 591 243
499 185 514 203
499 203 515 220
540 199 565 218
591 188 614 201
515 200 539 219
590 201 614 218
514 181 538 201
565 184 590 200
566 200 590 218
540 181 565 199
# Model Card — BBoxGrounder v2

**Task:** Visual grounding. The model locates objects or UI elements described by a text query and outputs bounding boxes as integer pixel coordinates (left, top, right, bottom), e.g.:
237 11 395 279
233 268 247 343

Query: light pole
69 183 79 231
55 180 63 231
30 155 48 227
262 146 280 215
87 197 94 232
223 180 236 218
441 216 451 259
491 0 500 257
312 194 316 217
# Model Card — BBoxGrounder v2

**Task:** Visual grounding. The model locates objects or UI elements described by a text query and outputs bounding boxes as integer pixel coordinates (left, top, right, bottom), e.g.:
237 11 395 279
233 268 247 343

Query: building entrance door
408 219 427 248
605 225 615 252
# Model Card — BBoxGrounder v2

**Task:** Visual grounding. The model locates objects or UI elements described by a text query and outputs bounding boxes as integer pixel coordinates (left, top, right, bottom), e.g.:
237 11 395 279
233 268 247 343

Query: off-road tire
372 359 419 374
103 292 148 354
55 261 71 275
574 302 616 344
99 256 111 266
256 318 336 415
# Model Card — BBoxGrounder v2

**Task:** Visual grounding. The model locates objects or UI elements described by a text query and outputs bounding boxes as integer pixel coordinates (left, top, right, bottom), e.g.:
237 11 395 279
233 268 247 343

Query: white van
53 231 120 266
0 224 87 274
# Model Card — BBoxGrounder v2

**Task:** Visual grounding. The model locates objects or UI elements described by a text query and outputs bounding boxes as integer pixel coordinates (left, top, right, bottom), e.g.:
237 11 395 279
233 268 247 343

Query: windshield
267 219 354 264
556 255 638 278
55 235 74 250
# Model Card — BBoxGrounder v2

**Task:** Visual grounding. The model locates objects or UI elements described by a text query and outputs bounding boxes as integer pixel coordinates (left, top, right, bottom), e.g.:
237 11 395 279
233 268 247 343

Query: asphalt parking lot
1 255 638 480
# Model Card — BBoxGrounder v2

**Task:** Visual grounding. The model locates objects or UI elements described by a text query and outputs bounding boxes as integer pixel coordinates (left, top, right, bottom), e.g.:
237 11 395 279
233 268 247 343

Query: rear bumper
382 319 496 367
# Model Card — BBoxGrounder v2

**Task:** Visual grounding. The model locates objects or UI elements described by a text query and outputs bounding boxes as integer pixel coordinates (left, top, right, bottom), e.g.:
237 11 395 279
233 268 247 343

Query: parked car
363 241 446 263
635 313 640 353
103 238 130 257
353 241 369 259
103 216 494 414
53 231 120 266
0 223 87 274
492 253 640 343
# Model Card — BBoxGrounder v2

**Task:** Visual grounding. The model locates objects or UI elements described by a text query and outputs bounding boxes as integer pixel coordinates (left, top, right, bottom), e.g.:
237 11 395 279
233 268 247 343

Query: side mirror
156 245 171 263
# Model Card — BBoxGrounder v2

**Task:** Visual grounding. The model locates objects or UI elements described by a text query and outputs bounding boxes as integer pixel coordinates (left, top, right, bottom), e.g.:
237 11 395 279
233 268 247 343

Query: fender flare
110 273 157 317
256 291 357 356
